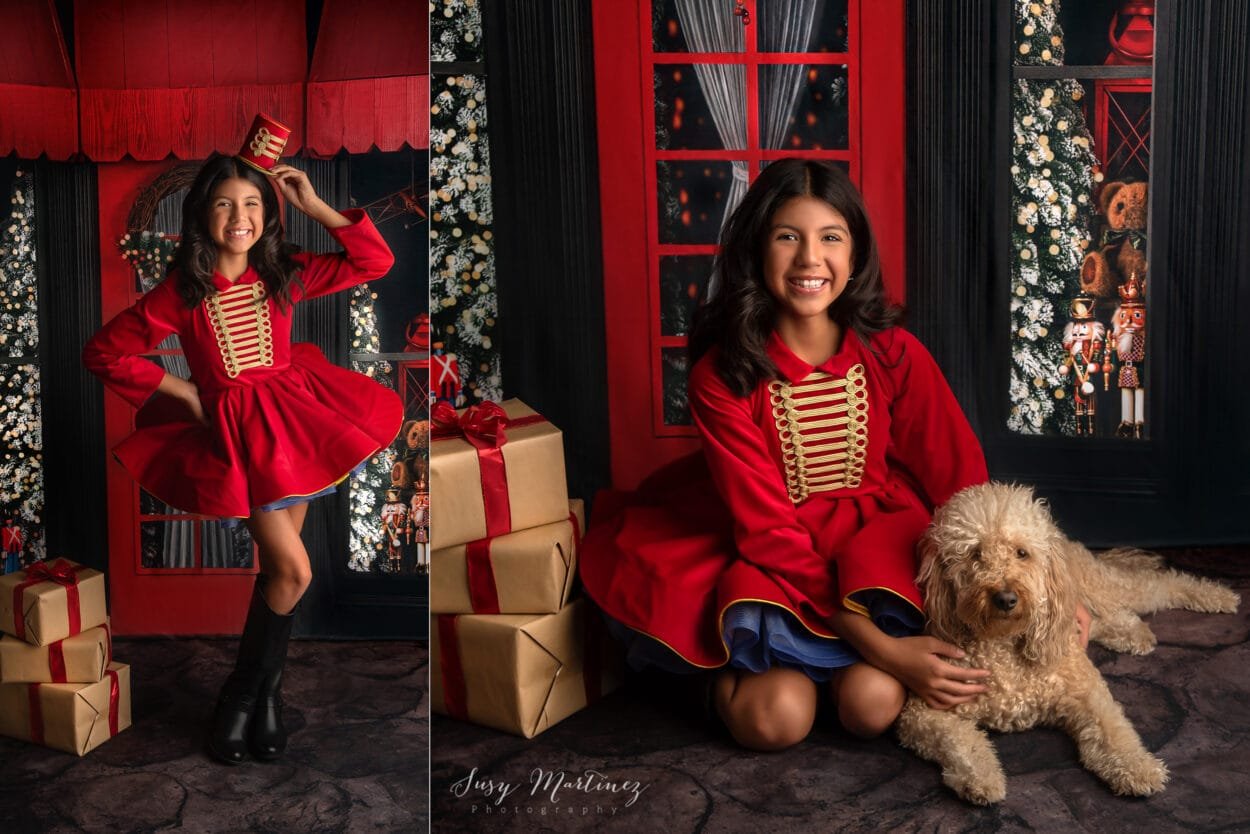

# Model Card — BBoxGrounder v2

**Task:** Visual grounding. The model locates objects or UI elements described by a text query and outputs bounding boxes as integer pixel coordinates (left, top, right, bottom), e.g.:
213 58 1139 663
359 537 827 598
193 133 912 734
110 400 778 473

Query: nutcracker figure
1058 296 1107 436
380 489 410 573
1107 275 1147 438
410 479 429 575
2 519 22 575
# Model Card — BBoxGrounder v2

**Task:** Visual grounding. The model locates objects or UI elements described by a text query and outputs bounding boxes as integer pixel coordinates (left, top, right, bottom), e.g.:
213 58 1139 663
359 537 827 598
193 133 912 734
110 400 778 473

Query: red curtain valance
0 0 427 162
306 0 429 154
0 0 78 160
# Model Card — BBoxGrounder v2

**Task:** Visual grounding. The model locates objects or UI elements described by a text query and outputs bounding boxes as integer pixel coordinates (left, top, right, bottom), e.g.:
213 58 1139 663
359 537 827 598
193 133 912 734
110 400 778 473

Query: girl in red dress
83 154 403 764
579 159 994 751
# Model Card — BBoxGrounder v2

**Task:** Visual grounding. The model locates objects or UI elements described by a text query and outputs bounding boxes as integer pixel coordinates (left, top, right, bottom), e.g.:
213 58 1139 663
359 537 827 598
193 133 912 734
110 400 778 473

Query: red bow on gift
431 401 511 450
26 559 80 588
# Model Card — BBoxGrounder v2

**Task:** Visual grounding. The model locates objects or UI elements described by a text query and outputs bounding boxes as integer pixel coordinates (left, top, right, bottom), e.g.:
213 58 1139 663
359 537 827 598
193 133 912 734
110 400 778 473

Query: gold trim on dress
769 363 869 503
204 281 275 378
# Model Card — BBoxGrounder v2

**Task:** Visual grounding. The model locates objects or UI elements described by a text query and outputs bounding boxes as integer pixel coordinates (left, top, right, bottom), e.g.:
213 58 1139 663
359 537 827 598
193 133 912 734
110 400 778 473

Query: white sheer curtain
758 0 821 149
674 0 821 297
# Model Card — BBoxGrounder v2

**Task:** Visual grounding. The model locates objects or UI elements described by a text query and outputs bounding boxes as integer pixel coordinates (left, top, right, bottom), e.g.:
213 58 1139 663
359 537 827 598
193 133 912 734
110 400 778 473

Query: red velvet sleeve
81 279 184 409
688 356 836 614
879 329 988 508
293 209 396 301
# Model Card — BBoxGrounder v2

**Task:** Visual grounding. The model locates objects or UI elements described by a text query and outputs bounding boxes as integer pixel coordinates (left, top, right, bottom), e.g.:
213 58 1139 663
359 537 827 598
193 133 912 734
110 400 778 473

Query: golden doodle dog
896 483 1239 805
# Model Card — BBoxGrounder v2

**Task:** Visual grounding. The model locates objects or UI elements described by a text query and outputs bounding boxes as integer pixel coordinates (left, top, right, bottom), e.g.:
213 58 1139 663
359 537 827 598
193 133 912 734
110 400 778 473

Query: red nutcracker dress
579 327 988 680
83 210 404 519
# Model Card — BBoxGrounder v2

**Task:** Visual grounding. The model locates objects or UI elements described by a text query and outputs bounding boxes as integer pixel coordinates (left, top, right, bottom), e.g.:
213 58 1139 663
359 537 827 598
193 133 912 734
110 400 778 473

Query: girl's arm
829 608 990 709
83 280 186 410
266 165 396 301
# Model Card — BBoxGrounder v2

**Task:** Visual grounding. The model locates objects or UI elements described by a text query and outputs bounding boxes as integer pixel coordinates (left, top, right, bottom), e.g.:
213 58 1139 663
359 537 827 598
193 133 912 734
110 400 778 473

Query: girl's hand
269 164 351 229
180 381 210 428
881 635 990 710
270 164 321 215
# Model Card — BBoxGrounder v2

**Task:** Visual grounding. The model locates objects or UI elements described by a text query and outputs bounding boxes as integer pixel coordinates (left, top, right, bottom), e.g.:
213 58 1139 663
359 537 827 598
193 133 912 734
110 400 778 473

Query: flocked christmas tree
0 168 46 565
1008 0 1101 435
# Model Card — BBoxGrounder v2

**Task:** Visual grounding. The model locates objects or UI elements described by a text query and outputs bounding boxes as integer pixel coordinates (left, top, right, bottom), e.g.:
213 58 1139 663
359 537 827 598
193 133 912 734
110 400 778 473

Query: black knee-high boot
208 577 295 764
248 586 295 761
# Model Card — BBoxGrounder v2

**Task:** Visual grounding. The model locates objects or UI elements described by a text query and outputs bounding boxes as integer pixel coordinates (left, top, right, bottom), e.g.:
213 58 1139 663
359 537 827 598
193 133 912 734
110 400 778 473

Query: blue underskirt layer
219 462 366 528
605 591 923 683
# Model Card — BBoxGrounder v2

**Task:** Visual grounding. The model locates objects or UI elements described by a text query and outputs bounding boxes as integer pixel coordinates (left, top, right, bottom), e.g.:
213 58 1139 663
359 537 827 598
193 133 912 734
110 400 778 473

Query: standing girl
83 150 402 764
580 158 993 751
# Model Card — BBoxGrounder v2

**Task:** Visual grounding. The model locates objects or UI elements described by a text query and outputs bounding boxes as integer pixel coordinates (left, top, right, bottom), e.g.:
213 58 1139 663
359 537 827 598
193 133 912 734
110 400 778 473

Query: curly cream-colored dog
896 482 1240 805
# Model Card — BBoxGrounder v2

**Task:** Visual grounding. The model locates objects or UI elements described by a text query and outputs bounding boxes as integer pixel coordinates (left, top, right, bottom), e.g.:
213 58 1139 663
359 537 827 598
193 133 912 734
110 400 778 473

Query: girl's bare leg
285 502 309 536
713 666 818 751
829 662 906 738
246 509 311 615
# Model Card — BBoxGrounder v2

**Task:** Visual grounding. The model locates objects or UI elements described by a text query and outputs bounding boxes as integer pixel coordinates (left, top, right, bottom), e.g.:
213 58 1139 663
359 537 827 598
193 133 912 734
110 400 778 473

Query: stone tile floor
0 639 428 833
431 549 1250 833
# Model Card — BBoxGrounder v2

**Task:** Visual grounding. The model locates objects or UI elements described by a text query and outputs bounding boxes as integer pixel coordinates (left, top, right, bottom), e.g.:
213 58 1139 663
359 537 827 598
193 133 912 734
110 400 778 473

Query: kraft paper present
430 399 569 550
431 500 585 615
432 598 624 739
0 559 108 647
0 619 112 684
0 662 132 756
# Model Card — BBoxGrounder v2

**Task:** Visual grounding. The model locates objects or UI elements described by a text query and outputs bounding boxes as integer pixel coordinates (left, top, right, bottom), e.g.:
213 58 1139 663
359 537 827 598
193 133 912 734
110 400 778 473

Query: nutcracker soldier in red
1058 296 1107 436
1 519 22 575
410 478 429 575
1108 274 1147 438
380 489 409 573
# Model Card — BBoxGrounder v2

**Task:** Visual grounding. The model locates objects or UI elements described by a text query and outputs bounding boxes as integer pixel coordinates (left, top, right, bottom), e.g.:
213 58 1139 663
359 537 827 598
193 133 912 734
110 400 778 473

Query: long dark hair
689 158 901 396
171 154 302 308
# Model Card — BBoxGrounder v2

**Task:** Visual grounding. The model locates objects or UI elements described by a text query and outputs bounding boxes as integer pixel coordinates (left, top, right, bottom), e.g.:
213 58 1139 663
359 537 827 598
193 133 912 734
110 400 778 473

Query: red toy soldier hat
1117 275 1146 307
236 113 292 175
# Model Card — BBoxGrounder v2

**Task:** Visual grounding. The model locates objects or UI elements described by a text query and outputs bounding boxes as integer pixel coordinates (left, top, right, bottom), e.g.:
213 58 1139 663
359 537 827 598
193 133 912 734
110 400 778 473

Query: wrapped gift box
0 559 108 647
0 619 112 684
0 661 132 756
432 599 623 738
431 500 584 615
430 399 569 550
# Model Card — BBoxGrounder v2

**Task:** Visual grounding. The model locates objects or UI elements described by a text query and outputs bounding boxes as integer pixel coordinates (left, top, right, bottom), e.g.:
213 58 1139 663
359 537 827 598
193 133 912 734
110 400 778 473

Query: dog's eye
970 547 982 561
1016 548 1030 560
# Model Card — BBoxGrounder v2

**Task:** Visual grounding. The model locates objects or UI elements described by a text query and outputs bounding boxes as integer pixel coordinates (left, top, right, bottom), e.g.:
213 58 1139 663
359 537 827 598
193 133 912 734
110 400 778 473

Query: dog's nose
992 590 1019 612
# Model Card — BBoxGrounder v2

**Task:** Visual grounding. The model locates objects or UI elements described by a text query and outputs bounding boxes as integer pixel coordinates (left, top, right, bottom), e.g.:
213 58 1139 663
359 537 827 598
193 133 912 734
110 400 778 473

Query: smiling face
207 177 265 265
762 195 854 326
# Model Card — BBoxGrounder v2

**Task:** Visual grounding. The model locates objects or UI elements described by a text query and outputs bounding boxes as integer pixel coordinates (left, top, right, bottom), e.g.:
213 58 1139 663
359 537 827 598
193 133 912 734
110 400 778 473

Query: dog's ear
917 528 963 644
1020 516 1078 666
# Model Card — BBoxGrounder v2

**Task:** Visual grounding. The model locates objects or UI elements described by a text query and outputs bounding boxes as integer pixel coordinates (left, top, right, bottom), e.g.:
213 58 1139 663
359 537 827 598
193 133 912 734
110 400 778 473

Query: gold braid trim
204 281 274 379
769 363 869 503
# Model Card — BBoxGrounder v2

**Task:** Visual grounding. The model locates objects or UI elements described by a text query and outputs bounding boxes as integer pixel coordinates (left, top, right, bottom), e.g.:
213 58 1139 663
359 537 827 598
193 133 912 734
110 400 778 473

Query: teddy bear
1079 180 1148 298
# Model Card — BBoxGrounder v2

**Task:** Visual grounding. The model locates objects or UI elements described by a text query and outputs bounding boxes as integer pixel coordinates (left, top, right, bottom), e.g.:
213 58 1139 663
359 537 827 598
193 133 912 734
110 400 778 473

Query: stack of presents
430 399 623 738
0 559 132 755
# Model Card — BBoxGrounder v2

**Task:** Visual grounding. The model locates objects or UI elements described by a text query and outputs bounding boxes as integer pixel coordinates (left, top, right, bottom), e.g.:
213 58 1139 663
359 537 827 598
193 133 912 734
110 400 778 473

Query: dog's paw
947 769 1007 806
1107 754 1169 797
1096 627 1157 655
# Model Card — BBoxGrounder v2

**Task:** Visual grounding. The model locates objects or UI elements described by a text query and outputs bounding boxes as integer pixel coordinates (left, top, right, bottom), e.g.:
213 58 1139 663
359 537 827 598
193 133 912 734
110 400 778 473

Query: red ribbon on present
432 401 549 538
106 668 120 737
465 540 501 615
437 615 469 720
27 683 44 745
12 559 86 643
48 642 67 683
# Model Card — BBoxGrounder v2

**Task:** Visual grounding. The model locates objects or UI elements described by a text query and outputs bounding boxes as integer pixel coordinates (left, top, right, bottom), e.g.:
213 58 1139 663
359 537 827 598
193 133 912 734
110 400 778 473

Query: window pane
201 522 254 569
757 0 849 53
653 0 745 53
662 347 692 426
1008 4 1152 440
656 160 742 244
659 255 715 336
760 64 848 150
140 520 196 569
655 64 745 150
